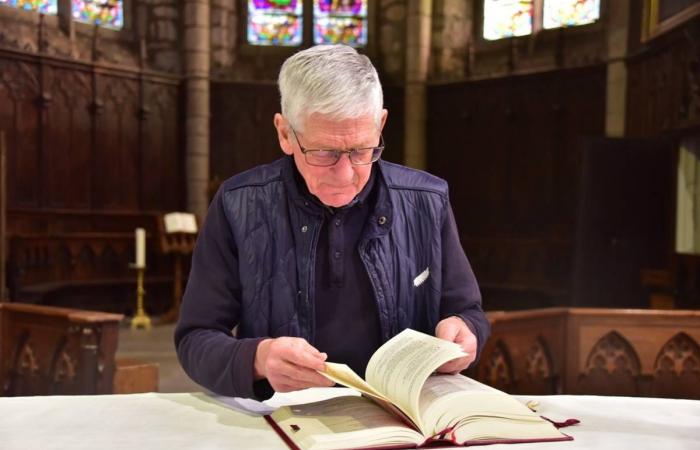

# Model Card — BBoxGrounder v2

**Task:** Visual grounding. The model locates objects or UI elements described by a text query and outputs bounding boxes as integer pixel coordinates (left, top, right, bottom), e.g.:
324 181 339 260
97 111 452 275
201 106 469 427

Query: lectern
158 213 197 323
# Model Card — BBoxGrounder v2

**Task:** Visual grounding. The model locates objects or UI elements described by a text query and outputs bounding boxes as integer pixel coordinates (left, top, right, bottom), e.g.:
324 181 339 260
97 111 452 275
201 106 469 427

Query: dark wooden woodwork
572 138 676 308
0 48 184 312
472 307 700 399
210 81 281 182
6 210 178 314
0 302 122 396
427 66 607 309
627 14 700 137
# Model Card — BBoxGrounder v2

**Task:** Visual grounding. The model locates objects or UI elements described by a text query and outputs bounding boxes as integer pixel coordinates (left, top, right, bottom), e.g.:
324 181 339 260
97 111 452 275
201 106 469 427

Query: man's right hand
254 337 335 392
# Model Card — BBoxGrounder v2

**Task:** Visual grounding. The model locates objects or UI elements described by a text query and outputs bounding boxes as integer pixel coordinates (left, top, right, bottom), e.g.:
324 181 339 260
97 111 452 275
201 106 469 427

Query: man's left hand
435 316 477 374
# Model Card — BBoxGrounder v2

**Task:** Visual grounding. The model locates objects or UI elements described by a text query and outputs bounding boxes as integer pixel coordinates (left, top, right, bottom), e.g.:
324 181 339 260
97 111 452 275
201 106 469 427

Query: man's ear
379 109 388 132
274 113 293 156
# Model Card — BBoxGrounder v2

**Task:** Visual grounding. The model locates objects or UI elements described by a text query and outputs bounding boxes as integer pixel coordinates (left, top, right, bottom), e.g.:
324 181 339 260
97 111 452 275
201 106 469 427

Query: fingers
255 337 335 392
435 316 479 373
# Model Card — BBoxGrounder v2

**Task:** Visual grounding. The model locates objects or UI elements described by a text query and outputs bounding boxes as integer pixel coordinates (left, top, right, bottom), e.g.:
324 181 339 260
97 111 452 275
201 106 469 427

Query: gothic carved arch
525 336 553 379
16 340 40 378
480 340 515 392
577 331 641 396
50 340 77 387
0 60 40 101
48 67 92 109
99 76 139 114
651 332 700 399
520 335 558 394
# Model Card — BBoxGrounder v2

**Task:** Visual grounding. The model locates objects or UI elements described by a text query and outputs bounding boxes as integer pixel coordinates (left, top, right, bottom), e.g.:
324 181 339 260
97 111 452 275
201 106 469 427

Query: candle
135 228 146 268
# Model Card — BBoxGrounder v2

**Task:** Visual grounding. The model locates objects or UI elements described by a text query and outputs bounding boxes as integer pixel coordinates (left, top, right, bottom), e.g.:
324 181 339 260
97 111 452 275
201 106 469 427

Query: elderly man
175 45 489 400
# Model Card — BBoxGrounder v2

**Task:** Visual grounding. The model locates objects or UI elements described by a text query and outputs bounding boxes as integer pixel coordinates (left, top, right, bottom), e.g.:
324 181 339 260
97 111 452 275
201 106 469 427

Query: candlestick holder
130 263 151 330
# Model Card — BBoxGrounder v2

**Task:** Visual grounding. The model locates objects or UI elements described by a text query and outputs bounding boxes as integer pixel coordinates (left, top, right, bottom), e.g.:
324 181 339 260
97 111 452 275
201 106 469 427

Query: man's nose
333 152 354 170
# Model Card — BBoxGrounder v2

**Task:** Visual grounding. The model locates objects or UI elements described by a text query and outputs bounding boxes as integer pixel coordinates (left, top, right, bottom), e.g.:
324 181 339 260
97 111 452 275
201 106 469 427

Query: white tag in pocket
413 267 430 287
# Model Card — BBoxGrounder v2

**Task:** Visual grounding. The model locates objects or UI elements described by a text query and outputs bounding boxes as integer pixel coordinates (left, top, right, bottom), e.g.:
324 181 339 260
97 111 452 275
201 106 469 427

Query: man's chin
318 193 355 208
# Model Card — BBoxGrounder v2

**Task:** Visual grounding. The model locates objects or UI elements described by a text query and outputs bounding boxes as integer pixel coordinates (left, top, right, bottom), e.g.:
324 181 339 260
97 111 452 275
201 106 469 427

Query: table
1 388 698 449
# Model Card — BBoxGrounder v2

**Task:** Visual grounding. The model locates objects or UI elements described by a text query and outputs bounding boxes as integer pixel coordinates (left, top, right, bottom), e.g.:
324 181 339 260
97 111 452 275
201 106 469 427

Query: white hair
278 45 383 132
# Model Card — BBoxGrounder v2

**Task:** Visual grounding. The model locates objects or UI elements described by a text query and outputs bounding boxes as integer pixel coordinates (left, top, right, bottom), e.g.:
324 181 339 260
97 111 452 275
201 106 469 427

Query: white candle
135 228 146 268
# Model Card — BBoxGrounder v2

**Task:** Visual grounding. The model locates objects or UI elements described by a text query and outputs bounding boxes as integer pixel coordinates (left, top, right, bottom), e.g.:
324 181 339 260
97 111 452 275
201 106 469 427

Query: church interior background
0 0 699 399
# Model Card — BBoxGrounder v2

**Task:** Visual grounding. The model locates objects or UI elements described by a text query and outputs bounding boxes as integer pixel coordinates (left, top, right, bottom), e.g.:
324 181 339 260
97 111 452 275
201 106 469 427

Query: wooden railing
471 307 700 399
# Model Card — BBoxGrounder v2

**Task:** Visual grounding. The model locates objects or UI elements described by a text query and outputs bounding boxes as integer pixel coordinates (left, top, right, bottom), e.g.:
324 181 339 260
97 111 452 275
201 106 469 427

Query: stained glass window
72 0 123 29
248 0 303 46
543 0 600 29
483 0 534 41
313 0 367 47
0 0 57 14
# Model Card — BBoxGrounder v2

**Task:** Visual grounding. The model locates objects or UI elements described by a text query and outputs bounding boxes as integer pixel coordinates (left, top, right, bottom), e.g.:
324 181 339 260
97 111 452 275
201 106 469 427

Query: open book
163 212 198 234
266 329 574 450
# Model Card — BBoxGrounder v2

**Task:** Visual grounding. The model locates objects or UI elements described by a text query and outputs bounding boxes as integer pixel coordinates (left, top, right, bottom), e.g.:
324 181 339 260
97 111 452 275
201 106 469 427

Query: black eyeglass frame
289 126 385 167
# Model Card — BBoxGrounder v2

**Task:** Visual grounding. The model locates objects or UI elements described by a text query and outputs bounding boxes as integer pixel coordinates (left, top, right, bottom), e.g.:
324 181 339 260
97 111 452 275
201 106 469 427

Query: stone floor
116 322 203 393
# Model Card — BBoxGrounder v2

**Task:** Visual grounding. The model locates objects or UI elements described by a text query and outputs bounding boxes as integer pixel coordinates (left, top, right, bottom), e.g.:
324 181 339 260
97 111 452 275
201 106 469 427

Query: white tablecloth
1 388 698 450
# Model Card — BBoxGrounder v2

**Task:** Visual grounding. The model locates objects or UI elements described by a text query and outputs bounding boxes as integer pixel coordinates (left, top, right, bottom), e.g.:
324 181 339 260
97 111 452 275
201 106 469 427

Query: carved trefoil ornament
481 340 515 390
525 336 553 379
17 341 40 378
52 350 77 384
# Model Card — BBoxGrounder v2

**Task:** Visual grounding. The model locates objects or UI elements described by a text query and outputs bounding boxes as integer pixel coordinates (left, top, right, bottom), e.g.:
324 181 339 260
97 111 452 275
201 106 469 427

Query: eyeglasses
290 127 384 167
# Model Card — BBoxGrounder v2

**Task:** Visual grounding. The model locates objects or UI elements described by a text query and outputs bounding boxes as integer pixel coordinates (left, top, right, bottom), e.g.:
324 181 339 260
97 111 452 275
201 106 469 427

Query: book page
365 329 466 435
320 363 387 402
269 395 424 450
319 363 419 430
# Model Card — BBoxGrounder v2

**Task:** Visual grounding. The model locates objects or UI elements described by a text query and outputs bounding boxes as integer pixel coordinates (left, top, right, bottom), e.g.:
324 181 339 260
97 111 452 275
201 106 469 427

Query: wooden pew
0 302 122 396
0 302 159 396
471 307 700 399
7 232 172 313
6 209 186 315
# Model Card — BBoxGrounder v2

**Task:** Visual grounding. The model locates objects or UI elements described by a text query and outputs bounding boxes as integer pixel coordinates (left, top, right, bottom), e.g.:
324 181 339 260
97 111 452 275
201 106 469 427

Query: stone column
404 0 432 169
605 0 630 137
184 0 211 220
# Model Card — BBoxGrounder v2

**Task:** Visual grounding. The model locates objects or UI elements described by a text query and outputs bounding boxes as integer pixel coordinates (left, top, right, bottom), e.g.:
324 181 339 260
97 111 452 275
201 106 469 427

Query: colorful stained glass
543 0 600 29
248 0 303 46
72 0 123 29
314 0 367 46
483 0 533 41
0 0 57 14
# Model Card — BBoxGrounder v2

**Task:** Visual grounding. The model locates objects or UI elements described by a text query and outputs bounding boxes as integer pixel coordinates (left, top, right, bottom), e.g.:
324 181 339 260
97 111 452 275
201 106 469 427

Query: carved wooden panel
210 82 281 181
44 67 93 209
475 308 700 399
576 331 641 396
651 332 700 399
141 83 181 211
93 75 140 210
0 58 41 208
627 15 700 135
